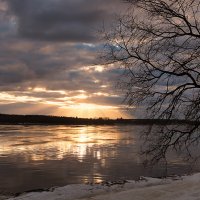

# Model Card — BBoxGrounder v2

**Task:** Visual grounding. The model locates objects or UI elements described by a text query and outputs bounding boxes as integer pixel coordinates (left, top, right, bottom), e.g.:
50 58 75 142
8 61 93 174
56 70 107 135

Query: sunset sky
0 0 133 118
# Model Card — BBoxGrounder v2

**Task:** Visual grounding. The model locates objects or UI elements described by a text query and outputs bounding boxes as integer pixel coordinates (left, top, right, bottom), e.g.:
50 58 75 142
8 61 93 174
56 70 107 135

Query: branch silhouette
102 0 200 165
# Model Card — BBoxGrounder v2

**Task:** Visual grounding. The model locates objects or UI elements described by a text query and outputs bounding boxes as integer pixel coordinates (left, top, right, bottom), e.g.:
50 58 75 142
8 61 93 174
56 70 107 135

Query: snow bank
3 173 200 200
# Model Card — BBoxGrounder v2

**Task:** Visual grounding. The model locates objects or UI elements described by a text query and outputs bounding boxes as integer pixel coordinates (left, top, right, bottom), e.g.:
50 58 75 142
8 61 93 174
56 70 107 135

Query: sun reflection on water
0 125 196 193
0 125 138 185
0 125 134 163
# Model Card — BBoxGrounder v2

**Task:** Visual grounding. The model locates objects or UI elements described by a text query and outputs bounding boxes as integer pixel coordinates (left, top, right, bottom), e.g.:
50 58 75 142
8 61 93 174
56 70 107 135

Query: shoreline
0 114 197 126
2 173 199 200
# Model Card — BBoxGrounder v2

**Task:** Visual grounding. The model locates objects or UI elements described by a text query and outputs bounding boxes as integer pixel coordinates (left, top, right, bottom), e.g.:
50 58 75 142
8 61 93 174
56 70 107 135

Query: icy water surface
0 125 198 194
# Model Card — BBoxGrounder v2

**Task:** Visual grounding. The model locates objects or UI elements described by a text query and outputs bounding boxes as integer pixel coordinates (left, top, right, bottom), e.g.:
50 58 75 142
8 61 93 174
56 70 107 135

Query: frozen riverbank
2 173 200 200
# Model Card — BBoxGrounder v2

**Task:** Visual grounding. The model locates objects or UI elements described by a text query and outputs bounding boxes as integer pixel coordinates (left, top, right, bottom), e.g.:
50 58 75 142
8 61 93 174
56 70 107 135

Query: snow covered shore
2 173 200 200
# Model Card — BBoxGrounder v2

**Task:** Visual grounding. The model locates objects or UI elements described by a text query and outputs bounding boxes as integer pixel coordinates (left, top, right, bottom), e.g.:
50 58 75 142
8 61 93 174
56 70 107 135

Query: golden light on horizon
0 87 132 119
63 103 128 119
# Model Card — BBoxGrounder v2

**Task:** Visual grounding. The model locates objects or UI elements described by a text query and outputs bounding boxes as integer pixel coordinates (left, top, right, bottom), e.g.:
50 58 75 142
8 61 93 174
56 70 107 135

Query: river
0 125 198 195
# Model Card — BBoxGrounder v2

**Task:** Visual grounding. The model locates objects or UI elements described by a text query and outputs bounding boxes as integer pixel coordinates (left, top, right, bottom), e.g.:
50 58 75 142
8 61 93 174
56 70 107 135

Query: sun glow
0 88 131 119
60 103 131 119
70 103 112 110
82 65 105 73
73 94 88 99
94 65 104 72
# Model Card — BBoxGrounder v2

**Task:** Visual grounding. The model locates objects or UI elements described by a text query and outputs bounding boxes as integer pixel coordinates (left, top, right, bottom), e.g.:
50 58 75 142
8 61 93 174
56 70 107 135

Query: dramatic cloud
0 0 132 118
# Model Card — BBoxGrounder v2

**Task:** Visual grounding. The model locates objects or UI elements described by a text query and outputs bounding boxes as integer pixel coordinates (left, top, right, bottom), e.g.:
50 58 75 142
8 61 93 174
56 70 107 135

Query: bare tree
102 0 200 165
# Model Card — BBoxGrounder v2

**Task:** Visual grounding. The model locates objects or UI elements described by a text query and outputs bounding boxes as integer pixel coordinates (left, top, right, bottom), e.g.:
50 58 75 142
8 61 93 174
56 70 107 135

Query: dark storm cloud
7 0 121 42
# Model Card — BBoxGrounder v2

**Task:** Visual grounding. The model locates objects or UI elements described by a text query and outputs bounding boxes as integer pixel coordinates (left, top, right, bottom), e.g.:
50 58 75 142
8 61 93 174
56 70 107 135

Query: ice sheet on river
3 173 200 200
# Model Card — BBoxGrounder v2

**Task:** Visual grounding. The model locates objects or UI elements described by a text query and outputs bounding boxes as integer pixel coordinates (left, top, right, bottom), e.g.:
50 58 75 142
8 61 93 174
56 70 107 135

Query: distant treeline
0 114 198 126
